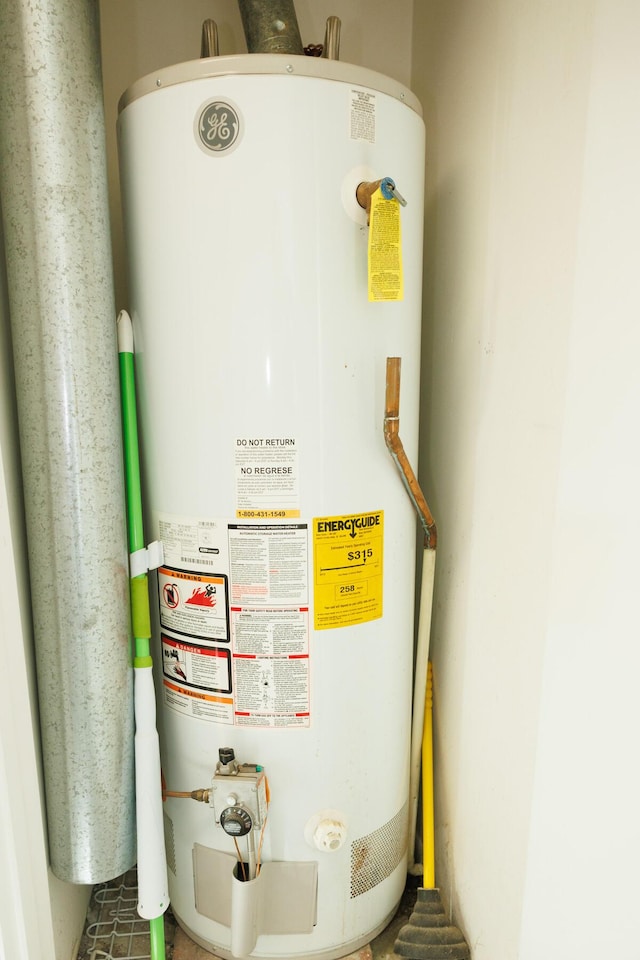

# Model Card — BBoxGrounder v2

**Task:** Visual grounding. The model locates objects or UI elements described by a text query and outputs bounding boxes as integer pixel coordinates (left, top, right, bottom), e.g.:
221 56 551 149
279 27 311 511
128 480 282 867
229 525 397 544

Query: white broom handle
134 667 169 920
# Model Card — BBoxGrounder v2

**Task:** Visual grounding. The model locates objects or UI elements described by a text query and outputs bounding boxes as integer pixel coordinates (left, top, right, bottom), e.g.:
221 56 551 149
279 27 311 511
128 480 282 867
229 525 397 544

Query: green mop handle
118 310 168 960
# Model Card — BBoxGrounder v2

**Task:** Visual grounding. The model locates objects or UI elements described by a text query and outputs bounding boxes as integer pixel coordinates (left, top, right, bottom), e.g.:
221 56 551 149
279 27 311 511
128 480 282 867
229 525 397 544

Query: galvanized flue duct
0 0 135 883
238 0 304 54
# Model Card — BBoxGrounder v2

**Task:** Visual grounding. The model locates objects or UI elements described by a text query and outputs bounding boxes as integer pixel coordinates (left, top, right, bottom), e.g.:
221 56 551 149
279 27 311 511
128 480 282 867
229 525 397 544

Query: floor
77 869 419 960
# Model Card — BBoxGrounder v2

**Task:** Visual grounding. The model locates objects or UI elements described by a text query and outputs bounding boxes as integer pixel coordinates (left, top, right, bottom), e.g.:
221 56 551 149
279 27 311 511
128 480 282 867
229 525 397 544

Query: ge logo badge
197 100 242 154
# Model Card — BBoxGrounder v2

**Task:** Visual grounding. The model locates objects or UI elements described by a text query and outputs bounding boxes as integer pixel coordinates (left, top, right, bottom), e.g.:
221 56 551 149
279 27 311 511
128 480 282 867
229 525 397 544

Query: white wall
519 1 640 953
412 1 640 957
0 217 51 960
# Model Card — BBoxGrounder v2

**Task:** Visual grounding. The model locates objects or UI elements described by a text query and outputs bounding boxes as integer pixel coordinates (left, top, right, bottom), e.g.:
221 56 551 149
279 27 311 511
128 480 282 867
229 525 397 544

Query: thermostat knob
220 805 253 837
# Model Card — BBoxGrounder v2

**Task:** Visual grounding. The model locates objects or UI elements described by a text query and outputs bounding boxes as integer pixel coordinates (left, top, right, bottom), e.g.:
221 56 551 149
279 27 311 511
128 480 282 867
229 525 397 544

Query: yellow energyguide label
313 510 383 630
368 188 404 302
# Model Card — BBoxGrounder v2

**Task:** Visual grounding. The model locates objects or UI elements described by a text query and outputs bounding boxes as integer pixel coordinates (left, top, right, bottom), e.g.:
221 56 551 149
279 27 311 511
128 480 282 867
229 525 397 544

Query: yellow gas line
422 662 435 888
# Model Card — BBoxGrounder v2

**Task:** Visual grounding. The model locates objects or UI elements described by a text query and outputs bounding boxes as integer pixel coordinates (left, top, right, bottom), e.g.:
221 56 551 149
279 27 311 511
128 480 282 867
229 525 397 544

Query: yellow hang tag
368 188 404 302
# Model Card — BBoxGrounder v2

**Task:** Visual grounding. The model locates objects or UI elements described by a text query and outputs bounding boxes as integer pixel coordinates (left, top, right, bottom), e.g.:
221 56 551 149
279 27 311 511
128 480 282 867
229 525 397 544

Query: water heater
118 51 424 959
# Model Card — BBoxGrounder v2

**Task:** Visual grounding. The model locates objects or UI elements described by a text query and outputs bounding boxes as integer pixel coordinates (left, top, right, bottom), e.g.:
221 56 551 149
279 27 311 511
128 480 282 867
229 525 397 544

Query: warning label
158 566 229 642
163 678 234 724
313 510 384 630
368 189 403 302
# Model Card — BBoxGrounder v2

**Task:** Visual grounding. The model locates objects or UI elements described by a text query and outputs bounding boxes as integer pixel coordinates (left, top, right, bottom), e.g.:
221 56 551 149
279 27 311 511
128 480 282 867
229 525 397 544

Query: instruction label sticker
235 437 300 518
231 606 310 728
155 512 312 728
350 89 376 143
368 188 404 302
228 523 308 606
313 510 383 630
158 566 229 642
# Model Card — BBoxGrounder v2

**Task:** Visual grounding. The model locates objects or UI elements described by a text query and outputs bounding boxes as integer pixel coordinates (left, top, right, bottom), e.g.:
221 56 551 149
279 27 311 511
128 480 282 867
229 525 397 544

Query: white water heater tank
118 54 424 959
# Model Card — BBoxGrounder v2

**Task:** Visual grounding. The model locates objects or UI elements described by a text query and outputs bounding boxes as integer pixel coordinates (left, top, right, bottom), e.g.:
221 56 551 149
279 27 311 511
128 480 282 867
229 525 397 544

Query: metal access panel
193 844 318 933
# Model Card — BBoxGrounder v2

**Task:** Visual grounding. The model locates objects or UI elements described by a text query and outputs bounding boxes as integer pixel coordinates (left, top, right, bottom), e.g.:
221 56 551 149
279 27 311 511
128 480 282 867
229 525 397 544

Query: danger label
161 634 233 724
313 510 383 630
162 635 231 693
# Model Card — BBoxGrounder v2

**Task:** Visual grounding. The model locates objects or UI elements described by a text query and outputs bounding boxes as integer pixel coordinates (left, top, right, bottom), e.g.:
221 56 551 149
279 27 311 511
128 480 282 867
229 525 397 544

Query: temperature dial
220 805 253 837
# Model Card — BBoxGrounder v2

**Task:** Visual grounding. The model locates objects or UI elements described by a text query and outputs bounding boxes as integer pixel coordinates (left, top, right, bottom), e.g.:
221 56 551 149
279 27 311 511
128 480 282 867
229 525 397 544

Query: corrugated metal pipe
0 0 135 883
238 0 304 54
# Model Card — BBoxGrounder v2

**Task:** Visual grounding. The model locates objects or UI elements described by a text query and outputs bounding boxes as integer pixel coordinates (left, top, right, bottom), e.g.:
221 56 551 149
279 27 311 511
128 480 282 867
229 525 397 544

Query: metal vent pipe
0 0 135 883
238 0 304 54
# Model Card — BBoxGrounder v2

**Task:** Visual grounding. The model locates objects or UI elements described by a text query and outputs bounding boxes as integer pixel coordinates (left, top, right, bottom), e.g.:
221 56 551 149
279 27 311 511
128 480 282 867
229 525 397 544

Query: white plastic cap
304 810 348 853
314 819 347 852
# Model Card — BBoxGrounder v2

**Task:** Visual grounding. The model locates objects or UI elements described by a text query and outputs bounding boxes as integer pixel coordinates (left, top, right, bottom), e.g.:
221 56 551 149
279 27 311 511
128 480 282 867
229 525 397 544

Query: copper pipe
384 357 437 549
356 179 382 223
164 788 210 802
